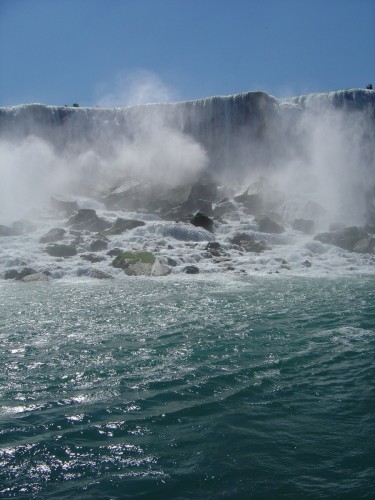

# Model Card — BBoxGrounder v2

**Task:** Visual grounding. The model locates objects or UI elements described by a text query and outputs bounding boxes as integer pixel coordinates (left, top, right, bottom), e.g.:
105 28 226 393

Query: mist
0 85 374 229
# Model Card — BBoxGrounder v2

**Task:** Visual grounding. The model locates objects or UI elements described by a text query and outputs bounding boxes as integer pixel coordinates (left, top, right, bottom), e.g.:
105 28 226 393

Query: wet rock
257 216 284 234
89 239 108 252
0 224 16 237
80 253 106 263
292 219 315 235
151 260 171 276
89 269 114 279
22 272 50 282
302 260 312 267
4 269 20 279
353 236 375 253
184 265 199 274
107 248 123 256
16 268 37 280
106 218 145 235
12 220 36 235
45 244 77 257
213 200 236 218
234 193 263 214
314 226 368 252
190 212 214 232
40 228 66 244
112 251 156 276
229 233 254 246
51 197 79 216
68 209 111 232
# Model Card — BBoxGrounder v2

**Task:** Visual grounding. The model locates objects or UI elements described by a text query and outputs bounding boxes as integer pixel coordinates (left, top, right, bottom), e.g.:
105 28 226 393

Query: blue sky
0 0 374 106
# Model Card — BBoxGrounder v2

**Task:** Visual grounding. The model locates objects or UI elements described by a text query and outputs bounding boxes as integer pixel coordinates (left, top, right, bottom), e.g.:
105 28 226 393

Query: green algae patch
112 251 156 269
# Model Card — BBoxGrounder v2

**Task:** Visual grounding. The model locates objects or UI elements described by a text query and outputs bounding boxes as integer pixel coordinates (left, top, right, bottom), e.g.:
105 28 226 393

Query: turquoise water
0 276 374 498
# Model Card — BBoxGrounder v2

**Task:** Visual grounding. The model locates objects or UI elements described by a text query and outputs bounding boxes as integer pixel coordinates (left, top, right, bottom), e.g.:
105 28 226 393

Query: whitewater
0 89 374 498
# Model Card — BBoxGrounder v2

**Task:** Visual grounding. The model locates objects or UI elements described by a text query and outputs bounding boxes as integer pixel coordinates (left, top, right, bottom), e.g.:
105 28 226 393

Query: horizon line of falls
1 89 374 173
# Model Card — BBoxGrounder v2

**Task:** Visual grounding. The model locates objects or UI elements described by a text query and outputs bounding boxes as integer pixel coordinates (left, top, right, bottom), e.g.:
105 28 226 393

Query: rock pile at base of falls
1 174 375 282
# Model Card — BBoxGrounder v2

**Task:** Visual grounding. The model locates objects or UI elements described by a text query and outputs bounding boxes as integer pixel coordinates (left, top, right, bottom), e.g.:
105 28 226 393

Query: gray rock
151 260 171 276
16 268 37 280
80 253 106 263
68 209 111 232
4 269 20 279
184 265 200 274
45 244 77 257
190 212 214 232
292 219 315 234
257 216 284 234
89 239 108 252
314 226 368 252
39 228 66 243
106 218 145 235
89 269 114 279
22 272 49 282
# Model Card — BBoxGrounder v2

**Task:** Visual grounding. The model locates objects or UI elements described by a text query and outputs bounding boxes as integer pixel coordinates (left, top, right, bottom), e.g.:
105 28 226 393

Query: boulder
190 212 214 232
51 197 79 216
184 265 199 274
0 224 16 237
112 251 156 276
213 200 236 218
292 219 315 235
12 220 36 235
150 260 171 276
89 239 108 252
80 253 106 263
22 272 49 283
4 269 20 279
45 244 77 257
257 216 284 234
353 236 375 253
68 209 111 232
314 226 368 252
15 268 37 280
39 228 66 244
89 269 114 279
106 218 145 235
234 193 263 214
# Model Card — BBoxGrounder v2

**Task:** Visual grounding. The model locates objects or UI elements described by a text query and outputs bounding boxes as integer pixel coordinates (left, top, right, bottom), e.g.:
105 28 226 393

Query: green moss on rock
112 251 155 269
